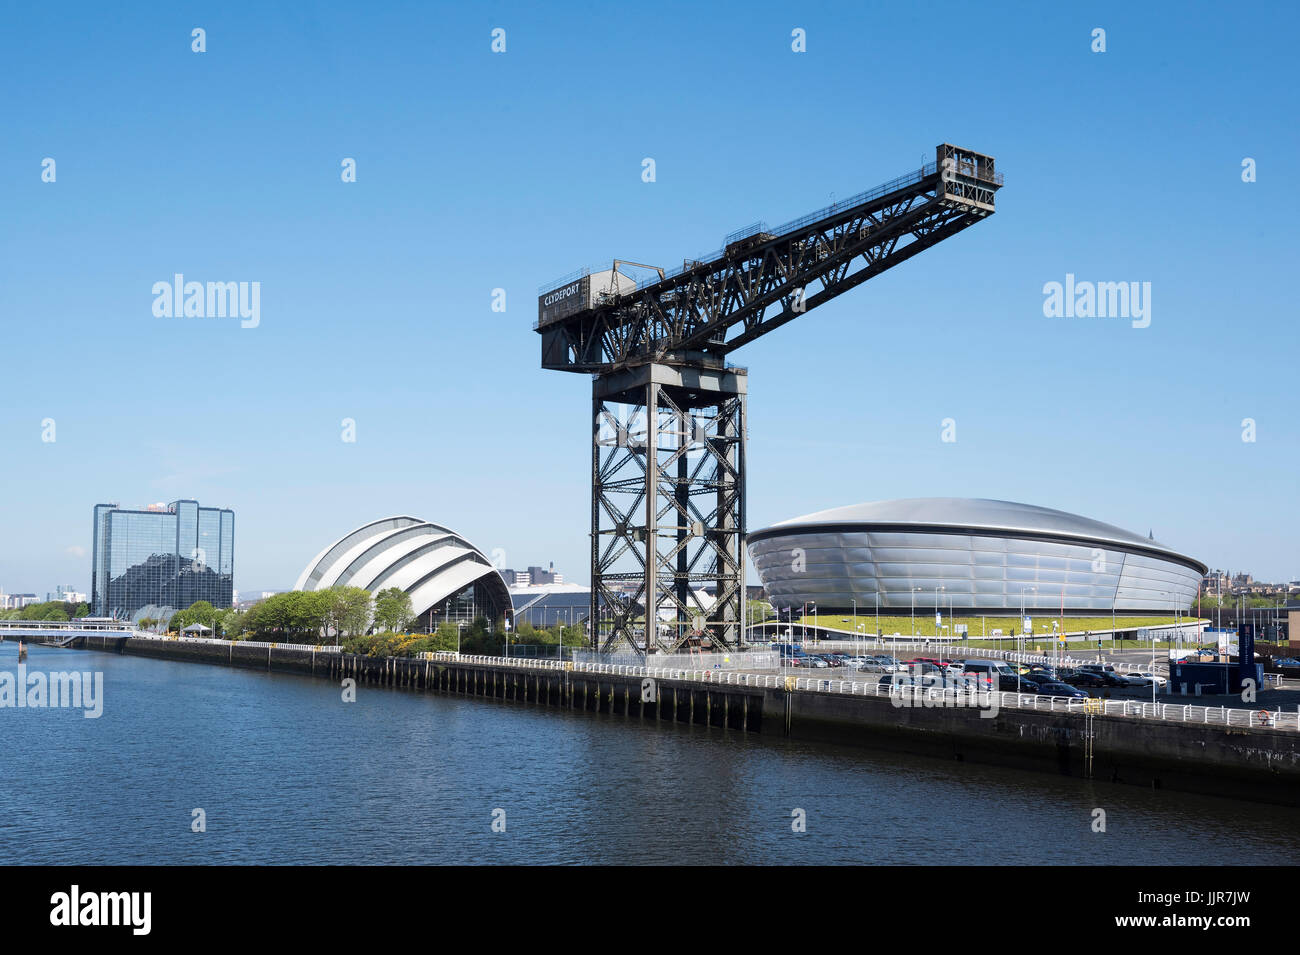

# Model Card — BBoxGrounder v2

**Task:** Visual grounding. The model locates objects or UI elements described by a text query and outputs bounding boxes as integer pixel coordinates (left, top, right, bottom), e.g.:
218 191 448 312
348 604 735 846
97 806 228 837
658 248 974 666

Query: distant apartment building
45 585 89 605
503 563 563 588
91 500 234 619
1202 570 1230 595
527 563 563 586
0 593 40 610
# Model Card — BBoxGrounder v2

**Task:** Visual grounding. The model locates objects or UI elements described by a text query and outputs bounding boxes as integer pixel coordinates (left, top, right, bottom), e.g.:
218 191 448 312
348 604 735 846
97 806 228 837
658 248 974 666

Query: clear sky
2 0 1297 595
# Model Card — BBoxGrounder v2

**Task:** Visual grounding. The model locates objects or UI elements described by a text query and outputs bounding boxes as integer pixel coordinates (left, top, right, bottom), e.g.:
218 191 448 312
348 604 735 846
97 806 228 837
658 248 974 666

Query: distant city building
503 563 564 587
528 563 562 586
1202 569 1230 595
45 585 89 605
91 499 235 619
0 593 40 610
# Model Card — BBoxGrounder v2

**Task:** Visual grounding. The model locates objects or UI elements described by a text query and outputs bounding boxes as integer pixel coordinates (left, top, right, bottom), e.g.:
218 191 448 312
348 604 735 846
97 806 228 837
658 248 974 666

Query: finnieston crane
536 144 1002 655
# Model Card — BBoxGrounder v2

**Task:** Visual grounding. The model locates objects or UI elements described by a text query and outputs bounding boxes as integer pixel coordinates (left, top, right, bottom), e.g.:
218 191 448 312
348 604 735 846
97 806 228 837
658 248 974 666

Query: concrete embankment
67 635 1300 805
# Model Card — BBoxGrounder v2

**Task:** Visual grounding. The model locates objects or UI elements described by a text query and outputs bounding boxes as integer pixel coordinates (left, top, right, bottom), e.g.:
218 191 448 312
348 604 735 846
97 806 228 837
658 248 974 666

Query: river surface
3 640 1298 865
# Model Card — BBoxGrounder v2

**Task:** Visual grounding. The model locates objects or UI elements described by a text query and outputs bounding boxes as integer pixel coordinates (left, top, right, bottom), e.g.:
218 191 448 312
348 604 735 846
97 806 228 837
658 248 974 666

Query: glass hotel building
91 500 235 619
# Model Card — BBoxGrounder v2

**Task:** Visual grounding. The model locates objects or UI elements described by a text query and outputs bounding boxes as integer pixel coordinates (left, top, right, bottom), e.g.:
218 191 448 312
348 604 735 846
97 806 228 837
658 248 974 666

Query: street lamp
934 585 945 646
910 587 921 638
1020 585 1036 655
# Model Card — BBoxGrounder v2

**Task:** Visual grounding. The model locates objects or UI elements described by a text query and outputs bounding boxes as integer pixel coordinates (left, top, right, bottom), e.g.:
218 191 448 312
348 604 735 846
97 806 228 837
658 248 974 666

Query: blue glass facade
91 500 235 619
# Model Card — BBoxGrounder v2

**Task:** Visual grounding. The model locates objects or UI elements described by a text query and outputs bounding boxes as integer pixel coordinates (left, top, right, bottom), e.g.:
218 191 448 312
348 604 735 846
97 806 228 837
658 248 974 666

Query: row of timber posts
317 652 762 732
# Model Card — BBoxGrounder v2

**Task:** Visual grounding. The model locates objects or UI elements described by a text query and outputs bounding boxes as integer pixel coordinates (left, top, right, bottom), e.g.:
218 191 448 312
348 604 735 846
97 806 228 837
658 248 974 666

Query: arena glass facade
747 498 1207 616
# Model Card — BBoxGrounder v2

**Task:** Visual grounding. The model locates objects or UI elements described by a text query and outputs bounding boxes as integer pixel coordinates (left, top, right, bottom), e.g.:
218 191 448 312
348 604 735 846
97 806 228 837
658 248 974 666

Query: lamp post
1020 586 1036 655
934 585 945 645
910 587 921 638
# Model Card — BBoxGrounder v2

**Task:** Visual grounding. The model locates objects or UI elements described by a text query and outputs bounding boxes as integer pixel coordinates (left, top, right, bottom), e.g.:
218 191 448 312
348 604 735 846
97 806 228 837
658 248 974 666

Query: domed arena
294 516 511 632
747 498 1206 616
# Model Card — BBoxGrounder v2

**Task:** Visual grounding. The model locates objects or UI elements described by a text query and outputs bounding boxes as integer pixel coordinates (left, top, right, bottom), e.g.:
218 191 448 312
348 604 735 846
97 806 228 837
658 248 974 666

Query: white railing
0 619 134 633
424 652 1295 731
131 633 342 653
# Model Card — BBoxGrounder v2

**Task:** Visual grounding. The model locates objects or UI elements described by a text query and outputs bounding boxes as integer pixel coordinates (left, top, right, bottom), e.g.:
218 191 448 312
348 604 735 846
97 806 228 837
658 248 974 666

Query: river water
3 641 1298 865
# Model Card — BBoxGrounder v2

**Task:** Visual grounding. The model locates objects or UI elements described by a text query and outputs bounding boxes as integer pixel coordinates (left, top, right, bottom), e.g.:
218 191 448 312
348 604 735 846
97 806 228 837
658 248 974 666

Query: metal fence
565 649 777 670
428 652 1296 732
132 633 341 653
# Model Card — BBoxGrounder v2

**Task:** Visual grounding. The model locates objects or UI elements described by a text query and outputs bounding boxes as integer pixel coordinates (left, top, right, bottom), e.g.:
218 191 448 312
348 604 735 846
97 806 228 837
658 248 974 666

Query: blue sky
2 0 1297 595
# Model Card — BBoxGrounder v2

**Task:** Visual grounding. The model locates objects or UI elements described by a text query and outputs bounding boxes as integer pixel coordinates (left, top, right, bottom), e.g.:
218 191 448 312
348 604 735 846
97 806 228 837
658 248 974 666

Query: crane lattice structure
536 144 1002 655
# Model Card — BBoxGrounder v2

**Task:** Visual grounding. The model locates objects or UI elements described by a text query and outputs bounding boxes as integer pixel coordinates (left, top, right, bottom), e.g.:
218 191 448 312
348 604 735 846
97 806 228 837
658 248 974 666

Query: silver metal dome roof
753 498 1205 572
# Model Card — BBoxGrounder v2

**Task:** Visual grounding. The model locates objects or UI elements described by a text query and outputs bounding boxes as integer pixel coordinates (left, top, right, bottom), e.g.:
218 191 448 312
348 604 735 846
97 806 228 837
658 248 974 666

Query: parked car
1037 682 1090 700
997 672 1043 693
1018 671 1056 690
960 660 1016 688
1113 671 1150 687
1076 664 1128 687
1060 670 1108 688
1129 671 1168 688
1079 663 1144 686
905 662 946 677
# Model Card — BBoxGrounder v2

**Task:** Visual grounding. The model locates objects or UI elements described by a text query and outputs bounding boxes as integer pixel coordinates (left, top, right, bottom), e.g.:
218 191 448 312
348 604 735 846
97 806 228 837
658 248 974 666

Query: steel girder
590 364 745 655
538 145 1001 375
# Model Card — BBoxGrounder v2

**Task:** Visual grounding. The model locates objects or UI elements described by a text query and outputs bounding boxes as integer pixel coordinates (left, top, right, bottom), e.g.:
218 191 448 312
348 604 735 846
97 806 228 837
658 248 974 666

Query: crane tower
536 144 1002 655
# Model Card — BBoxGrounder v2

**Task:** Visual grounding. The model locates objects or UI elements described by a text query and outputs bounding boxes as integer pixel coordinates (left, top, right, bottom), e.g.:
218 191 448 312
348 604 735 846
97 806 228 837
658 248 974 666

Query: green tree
321 586 372 641
221 608 246 639
171 600 218 634
373 587 414 633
